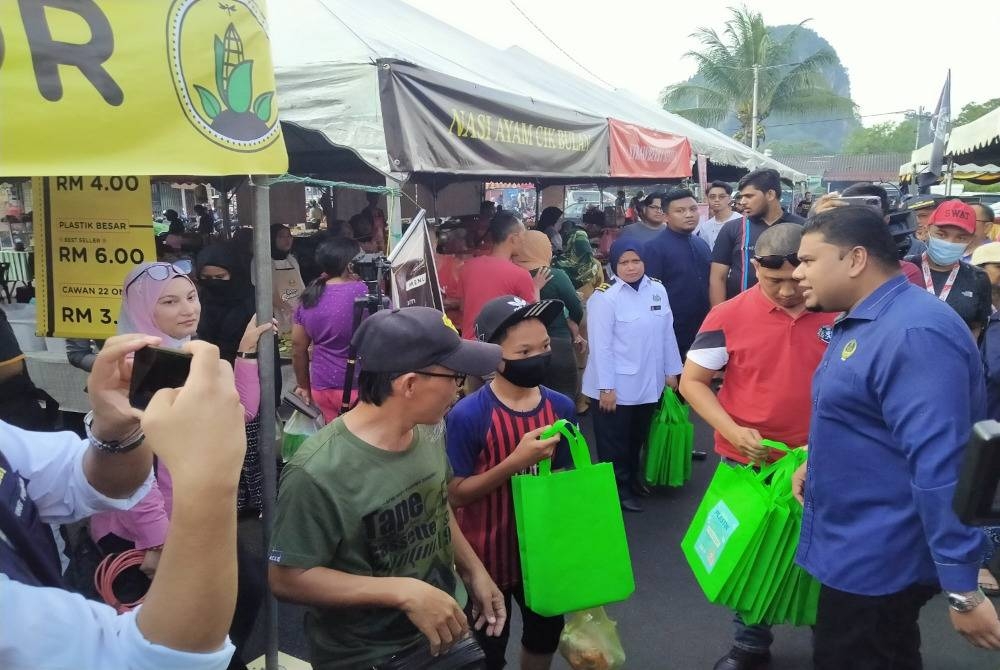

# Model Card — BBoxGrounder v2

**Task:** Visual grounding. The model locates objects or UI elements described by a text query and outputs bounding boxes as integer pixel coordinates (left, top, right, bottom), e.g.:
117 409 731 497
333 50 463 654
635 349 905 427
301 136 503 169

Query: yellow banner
33 176 158 339
0 1 287 176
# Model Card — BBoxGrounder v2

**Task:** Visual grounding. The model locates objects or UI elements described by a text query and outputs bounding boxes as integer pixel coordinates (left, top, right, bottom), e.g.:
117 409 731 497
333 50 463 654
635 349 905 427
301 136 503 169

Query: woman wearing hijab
270 223 305 336
292 237 367 423
555 208 605 299
536 206 564 254
582 239 683 513
514 230 585 399
196 243 256 364
90 261 272 670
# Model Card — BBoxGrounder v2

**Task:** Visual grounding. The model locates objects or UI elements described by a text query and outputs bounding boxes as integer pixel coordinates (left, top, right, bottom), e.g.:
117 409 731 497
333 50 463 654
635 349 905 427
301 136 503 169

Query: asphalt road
242 413 1000 669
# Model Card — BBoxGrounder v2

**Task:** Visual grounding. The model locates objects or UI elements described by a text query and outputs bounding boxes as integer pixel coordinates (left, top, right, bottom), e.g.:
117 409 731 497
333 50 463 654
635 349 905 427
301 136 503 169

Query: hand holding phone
129 346 193 410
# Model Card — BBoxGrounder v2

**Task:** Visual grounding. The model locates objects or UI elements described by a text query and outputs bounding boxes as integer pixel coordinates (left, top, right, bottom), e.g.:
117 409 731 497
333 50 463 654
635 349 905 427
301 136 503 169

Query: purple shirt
295 281 368 389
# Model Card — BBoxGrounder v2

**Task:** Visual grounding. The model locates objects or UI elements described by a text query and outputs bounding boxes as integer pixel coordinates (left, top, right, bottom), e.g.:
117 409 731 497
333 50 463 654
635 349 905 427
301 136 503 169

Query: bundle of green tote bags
643 388 694 487
681 441 820 626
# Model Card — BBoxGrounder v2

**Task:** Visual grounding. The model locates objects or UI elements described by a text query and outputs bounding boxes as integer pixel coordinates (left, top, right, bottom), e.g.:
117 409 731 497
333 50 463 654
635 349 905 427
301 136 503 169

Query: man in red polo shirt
680 223 835 670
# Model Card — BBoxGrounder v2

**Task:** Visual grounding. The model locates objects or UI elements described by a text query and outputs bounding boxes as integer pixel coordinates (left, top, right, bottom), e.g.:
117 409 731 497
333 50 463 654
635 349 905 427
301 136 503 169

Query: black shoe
692 450 709 461
632 480 652 497
712 647 771 670
620 497 644 513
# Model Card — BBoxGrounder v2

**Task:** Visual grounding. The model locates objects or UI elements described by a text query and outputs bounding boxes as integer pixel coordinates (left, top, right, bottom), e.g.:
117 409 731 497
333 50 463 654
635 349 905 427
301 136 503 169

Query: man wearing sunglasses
269 306 507 669
680 223 834 670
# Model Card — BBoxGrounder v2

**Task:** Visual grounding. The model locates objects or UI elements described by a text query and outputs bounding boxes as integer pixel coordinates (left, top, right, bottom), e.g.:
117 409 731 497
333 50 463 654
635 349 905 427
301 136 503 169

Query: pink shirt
457 255 535 338
89 359 261 549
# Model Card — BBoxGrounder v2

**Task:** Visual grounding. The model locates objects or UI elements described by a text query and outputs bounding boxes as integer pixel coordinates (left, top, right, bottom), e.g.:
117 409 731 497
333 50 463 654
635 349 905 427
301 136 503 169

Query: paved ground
242 413 1000 669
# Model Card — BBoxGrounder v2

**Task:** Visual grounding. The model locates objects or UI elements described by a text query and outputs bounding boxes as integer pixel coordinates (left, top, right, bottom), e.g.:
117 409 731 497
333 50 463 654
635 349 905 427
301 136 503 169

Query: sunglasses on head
753 253 800 269
124 260 193 294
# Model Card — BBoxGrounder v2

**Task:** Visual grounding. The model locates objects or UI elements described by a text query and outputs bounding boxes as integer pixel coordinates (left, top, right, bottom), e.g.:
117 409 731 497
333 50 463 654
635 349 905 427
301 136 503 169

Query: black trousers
592 401 656 499
474 582 565 670
813 583 939 670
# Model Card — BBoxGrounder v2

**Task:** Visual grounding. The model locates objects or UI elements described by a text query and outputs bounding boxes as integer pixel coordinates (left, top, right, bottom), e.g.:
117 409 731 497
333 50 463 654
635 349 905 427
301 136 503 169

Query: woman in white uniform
582 238 683 512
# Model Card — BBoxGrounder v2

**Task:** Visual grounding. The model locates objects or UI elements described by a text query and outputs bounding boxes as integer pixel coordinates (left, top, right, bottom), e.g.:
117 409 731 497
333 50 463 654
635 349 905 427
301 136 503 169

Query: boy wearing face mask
905 200 992 340
445 296 576 670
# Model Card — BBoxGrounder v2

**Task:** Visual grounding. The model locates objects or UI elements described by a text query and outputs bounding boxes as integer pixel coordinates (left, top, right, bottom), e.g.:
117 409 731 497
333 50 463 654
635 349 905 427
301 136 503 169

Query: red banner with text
608 119 692 179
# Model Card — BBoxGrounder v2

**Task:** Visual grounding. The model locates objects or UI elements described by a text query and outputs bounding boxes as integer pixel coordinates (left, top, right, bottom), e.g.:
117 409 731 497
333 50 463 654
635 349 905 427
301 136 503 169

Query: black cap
474 296 564 343
352 306 501 376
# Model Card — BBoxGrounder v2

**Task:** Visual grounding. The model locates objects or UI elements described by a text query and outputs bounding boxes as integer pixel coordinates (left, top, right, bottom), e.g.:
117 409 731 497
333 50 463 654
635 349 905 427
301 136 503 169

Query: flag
918 70 951 190
387 210 443 311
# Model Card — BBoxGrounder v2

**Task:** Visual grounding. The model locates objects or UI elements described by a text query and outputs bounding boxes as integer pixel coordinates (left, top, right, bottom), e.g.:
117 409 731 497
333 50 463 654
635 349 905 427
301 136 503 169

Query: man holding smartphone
1 336 247 670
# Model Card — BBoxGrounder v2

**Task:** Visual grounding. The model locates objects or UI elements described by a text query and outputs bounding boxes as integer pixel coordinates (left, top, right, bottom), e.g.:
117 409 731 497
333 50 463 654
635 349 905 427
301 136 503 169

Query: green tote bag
513 419 635 617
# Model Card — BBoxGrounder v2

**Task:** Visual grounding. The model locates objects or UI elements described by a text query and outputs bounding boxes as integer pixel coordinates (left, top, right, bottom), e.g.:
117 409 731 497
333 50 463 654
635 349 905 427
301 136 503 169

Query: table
24 351 90 414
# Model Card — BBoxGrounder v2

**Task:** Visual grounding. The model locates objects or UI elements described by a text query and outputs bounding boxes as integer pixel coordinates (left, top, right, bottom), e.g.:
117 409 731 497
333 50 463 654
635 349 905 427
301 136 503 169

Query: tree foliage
955 98 1000 126
843 118 918 155
659 5 856 146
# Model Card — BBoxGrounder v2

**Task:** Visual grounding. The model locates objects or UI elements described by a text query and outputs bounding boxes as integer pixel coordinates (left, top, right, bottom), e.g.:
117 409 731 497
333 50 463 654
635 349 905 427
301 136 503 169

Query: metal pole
945 157 955 196
386 175 403 247
250 175 279 670
750 64 760 152
914 106 924 150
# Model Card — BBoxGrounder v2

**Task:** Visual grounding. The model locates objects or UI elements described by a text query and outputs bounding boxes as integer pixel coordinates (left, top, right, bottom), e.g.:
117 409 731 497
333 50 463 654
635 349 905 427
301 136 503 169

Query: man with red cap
905 200 992 339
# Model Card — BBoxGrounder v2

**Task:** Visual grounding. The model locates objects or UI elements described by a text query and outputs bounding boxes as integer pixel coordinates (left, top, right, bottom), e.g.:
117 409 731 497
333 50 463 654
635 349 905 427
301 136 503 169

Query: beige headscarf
515 230 553 271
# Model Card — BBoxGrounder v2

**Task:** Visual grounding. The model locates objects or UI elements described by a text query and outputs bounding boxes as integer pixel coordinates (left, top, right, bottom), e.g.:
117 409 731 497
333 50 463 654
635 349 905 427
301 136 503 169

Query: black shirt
711 209 806 299
903 255 992 332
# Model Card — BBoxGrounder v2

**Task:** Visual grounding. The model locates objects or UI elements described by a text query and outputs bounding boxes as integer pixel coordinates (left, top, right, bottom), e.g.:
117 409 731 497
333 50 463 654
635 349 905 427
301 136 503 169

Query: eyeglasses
977 219 994 225
753 253 801 269
412 370 467 388
645 205 663 212
124 260 193 294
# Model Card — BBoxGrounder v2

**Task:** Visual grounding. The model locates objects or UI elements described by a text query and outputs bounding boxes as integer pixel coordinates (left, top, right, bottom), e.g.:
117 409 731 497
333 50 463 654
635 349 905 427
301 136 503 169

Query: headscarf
554 226 598 288
117 262 197 349
514 230 553 272
270 223 291 260
609 238 645 290
196 244 255 363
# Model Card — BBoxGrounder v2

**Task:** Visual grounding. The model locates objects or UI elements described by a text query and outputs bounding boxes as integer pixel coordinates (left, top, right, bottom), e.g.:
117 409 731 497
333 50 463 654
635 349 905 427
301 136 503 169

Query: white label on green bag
694 501 740 573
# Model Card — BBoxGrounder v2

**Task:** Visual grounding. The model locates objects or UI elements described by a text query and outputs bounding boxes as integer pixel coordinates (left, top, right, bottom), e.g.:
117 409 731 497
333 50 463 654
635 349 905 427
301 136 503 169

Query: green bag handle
537 419 591 476
752 440 792 480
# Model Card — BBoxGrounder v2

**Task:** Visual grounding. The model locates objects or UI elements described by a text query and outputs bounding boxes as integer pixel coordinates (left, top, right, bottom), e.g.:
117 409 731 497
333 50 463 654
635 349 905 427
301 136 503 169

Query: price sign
33 176 157 338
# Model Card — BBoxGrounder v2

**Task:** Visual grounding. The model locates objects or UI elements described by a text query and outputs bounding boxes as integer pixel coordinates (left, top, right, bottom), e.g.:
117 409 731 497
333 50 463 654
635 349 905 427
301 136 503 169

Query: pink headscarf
117 262 197 349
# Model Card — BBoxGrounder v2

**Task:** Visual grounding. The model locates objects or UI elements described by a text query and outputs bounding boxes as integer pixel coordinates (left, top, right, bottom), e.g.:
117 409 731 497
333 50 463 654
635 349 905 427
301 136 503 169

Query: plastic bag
281 410 323 461
558 607 626 670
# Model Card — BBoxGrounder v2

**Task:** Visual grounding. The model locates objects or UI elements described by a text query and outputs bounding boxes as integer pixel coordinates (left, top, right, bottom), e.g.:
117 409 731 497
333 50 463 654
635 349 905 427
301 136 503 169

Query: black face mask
198 278 243 302
499 353 552 388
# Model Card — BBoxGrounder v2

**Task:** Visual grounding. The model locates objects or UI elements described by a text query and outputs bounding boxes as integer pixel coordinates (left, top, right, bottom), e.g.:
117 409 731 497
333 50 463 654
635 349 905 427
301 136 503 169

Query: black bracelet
235 351 258 359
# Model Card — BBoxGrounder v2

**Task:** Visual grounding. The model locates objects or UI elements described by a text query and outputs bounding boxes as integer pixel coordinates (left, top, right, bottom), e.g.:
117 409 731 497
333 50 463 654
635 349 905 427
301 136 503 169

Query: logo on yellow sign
167 0 281 152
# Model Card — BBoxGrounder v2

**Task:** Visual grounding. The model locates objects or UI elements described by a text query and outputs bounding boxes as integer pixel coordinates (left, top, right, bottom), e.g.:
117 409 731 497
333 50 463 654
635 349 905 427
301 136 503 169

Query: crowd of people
5 167 1000 670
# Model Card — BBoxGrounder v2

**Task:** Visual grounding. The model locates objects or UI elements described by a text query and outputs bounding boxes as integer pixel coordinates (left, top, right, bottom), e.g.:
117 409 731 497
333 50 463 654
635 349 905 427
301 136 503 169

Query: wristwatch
947 589 986 613
84 411 145 454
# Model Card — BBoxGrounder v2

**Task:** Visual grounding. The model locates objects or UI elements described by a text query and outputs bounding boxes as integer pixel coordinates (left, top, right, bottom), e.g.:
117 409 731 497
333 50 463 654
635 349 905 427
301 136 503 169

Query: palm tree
660 6 856 147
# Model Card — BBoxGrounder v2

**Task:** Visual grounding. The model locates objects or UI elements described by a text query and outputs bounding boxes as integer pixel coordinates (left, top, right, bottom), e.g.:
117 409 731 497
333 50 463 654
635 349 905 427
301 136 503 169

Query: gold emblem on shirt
841 339 857 361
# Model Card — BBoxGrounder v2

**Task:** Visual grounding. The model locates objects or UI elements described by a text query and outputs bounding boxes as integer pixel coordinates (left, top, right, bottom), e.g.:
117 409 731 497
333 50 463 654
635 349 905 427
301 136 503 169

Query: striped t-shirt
445 383 576 589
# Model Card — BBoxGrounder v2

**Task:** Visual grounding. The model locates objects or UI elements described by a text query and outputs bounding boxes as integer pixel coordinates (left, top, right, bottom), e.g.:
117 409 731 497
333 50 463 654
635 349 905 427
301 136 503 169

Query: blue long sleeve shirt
642 228 711 354
796 275 986 595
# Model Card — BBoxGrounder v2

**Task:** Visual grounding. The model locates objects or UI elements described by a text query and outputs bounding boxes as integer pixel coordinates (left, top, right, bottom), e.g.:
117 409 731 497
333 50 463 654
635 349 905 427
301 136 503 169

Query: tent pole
387 175 403 247
535 183 540 221
250 175 279 670
945 158 955 196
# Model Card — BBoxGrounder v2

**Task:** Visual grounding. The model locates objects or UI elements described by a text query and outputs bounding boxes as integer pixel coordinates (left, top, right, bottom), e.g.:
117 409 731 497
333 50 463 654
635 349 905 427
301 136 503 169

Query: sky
403 0 998 128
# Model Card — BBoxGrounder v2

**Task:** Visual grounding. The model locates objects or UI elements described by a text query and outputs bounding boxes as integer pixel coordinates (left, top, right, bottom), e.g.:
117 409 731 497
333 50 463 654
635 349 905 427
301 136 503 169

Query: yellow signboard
0 0 287 176
33 176 158 339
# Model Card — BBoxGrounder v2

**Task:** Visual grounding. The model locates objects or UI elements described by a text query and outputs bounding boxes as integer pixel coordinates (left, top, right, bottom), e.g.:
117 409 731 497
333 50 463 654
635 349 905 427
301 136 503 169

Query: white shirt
582 276 684 405
695 210 741 250
0 422 235 670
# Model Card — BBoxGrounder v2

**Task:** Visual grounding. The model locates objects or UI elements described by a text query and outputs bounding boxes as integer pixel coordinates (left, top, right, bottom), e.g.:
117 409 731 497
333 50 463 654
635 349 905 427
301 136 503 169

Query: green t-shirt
270 417 467 669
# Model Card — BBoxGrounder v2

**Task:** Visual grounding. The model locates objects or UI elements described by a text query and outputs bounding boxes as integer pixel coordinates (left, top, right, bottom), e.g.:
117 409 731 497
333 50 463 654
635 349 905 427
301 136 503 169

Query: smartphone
281 390 321 421
129 346 193 410
839 195 883 213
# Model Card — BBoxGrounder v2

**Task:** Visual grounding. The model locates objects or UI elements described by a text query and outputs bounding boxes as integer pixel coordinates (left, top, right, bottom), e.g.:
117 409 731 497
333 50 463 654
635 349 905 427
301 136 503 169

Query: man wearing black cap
447 296 575 670
269 307 507 669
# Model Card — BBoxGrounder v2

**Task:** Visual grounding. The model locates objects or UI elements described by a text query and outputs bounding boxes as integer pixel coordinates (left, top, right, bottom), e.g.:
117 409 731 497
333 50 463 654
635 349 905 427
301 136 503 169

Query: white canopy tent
269 0 805 182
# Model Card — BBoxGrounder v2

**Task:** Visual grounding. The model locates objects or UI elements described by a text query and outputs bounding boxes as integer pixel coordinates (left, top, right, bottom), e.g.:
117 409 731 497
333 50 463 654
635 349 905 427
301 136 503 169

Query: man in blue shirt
642 188 712 359
791 205 1000 667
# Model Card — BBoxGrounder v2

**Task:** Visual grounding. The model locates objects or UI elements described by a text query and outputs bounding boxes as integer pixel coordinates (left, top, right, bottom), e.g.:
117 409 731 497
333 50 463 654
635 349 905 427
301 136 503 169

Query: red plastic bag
558 607 626 670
